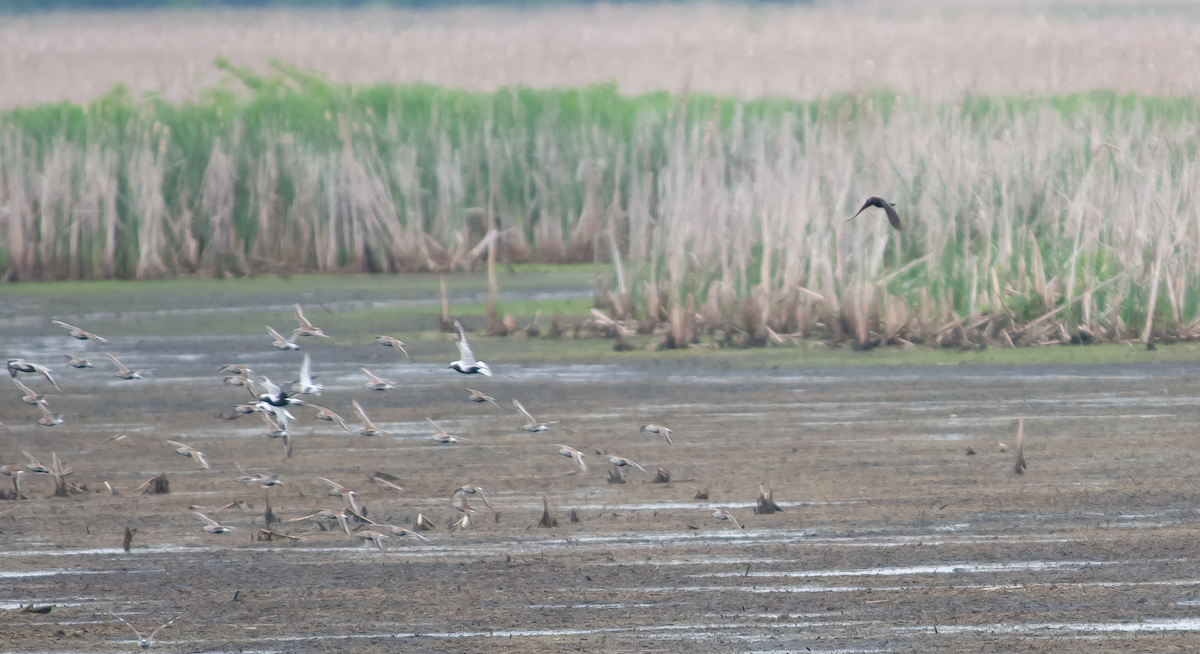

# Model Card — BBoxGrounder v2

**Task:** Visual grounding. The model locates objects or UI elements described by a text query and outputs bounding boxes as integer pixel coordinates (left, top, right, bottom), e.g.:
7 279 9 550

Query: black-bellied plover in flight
449 319 492 376
292 304 328 338
553 445 587 472
110 611 184 649
850 196 901 230
639 424 675 448
375 335 410 358
51 320 109 343
257 376 304 408
266 325 300 350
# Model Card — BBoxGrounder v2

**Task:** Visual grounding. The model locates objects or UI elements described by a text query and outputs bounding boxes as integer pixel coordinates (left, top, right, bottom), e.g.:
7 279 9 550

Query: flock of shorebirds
3 305 744 549
6 201 1039 642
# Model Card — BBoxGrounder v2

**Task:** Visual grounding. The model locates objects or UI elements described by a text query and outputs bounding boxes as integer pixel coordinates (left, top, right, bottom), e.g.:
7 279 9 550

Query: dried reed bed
2 71 1199 346
4 3 1200 108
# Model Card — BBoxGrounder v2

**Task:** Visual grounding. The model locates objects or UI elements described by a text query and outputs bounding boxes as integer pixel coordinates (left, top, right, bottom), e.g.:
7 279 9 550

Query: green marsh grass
3 63 1200 346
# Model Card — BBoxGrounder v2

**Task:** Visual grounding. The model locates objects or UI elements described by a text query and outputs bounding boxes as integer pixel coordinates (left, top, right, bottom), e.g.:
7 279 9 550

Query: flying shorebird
220 364 253 376
712 509 743 530
222 364 251 386
375 335 410 358
383 525 429 541
292 303 328 338
64 354 95 369
1014 417 1027 475
609 456 647 473
310 404 353 434
372 475 404 493
553 445 587 472
257 376 304 408
849 196 902 231
360 368 394 391
37 400 64 426
513 399 554 432
234 462 283 487
13 378 45 405
257 403 294 429
166 440 210 469
266 325 300 350
452 484 492 509
449 494 476 531
0 465 24 496
295 353 324 395
358 530 390 553
639 424 675 448
286 508 339 524
110 611 184 650
51 320 108 343
194 511 234 534
107 353 149 379
320 477 355 499
449 318 492 376
352 400 386 436
466 388 500 408
23 451 52 474
428 418 468 443
258 413 292 457
7 359 60 390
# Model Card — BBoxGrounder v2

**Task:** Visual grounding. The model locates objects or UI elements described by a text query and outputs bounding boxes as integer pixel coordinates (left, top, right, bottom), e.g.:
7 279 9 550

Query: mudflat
4 325 1200 652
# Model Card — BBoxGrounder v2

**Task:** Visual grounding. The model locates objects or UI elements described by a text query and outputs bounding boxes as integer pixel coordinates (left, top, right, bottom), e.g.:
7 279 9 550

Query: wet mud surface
4 333 1200 652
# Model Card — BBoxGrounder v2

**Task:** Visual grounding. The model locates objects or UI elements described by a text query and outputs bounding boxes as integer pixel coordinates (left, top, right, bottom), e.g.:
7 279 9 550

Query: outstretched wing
883 202 902 230
294 303 312 329
352 400 370 424
512 399 536 423
259 376 281 397
454 320 477 365
193 511 220 527
299 354 313 386
110 611 144 639
146 613 183 643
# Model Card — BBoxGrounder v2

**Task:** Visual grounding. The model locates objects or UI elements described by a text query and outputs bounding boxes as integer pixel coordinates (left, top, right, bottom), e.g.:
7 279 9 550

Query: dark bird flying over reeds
850 196 901 230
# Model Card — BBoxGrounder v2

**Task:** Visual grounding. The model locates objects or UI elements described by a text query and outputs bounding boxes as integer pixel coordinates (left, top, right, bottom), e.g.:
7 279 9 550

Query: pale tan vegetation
2 2 1200 107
